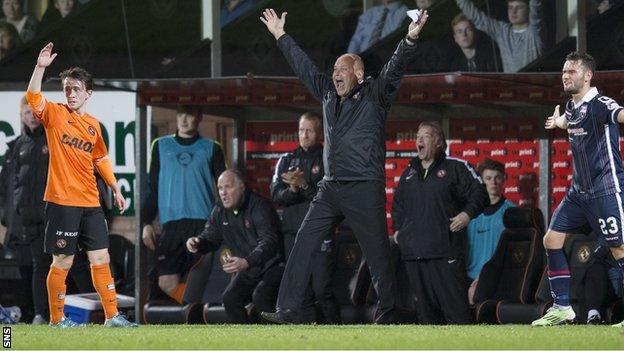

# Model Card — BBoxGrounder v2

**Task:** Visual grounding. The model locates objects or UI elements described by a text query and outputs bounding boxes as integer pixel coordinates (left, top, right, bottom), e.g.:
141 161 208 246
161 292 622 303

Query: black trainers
260 309 300 324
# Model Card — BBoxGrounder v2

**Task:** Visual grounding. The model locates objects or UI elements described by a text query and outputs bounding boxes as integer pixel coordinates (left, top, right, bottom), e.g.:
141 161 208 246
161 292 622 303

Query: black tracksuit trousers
404 259 472 324
276 181 396 319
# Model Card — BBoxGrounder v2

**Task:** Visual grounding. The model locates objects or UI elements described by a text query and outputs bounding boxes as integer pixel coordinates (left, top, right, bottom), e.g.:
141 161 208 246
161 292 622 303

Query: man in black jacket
186 170 284 323
270 111 339 323
391 121 488 324
259 8 429 324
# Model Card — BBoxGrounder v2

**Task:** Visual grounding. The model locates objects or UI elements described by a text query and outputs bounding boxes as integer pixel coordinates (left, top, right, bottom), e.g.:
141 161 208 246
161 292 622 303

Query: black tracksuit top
277 34 418 182
197 189 283 275
270 145 324 235
392 154 489 260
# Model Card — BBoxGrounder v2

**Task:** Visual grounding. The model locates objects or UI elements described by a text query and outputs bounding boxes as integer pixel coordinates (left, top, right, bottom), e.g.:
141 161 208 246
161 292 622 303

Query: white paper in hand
407 9 422 23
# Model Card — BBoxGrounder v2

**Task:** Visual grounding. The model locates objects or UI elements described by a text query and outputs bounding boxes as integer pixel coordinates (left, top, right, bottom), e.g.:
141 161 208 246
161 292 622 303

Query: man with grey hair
260 8 429 324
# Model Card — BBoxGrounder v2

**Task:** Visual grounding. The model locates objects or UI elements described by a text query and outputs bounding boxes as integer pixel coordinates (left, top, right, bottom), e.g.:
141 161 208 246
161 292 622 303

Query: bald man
260 8 429 324
186 170 284 323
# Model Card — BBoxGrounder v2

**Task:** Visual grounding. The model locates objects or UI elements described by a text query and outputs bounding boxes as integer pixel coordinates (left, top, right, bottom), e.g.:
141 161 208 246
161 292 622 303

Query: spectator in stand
348 0 408 54
594 0 623 14
465 158 515 304
0 0 37 42
455 0 543 73
0 21 21 60
39 0 77 34
415 0 435 10
447 14 497 72
221 0 257 27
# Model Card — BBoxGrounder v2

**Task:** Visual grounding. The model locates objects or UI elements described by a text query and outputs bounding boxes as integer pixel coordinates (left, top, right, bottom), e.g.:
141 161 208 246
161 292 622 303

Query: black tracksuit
196 190 284 323
274 33 418 321
270 145 340 323
392 154 488 324
11 126 93 320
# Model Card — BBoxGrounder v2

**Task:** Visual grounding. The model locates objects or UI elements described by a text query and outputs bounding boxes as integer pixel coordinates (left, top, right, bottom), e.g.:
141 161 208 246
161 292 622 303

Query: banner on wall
0 91 137 215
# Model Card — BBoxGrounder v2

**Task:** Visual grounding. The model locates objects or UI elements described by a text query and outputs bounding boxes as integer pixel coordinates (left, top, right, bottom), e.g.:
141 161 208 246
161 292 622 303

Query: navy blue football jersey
565 87 624 198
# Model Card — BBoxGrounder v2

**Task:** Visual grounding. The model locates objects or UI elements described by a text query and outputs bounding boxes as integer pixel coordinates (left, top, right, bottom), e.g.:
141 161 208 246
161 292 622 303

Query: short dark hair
418 120 447 152
176 105 203 116
59 67 93 91
478 158 505 175
565 51 596 74
506 0 529 4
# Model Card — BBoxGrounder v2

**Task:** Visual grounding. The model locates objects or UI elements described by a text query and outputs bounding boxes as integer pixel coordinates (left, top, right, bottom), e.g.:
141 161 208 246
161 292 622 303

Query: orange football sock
167 283 187 304
91 263 118 319
46 265 69 324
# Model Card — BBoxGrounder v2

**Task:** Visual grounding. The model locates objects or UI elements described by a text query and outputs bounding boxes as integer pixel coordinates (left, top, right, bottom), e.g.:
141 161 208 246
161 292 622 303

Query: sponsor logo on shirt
568 127 587 137
88 126 96 136
61 134 94 153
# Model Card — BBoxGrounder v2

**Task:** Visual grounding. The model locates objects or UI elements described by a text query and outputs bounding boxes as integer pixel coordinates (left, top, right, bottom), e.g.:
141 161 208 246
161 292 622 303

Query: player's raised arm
260 8 287 40
27 42 58 93
545 105 567 130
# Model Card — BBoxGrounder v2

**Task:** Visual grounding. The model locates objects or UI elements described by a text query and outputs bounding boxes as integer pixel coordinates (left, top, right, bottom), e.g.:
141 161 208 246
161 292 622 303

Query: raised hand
407 10 429 40
260 8 287 40
37 42 58 68
545 105 561 129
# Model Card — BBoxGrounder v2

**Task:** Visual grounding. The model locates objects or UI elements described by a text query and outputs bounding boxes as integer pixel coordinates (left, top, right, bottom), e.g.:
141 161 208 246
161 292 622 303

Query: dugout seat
144 250 232 324
496 230 598 324
349 240 417 323
472 207 545 323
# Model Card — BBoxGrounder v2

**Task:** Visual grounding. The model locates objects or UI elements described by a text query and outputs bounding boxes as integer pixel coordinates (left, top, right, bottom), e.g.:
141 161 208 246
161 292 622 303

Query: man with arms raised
259 8 429 324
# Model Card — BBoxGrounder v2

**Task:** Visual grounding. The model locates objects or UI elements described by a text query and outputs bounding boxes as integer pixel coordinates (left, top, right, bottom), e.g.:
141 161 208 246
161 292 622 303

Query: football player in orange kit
26 42 137 328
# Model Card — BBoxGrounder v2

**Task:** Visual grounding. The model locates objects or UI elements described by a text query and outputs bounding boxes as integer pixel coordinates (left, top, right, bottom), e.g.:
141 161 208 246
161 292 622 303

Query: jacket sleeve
455 0 507 43
196 208 223 254
141 139 160 226
529 0 544 34
453 160 489 219
244 201 280 268
0 141 16 225
276 34 333 103
270 154 300 206
375 38 419 108
391 169 408 233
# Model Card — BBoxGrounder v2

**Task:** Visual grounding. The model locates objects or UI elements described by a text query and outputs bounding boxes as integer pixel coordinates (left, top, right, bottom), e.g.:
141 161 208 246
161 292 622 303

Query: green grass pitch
6 324 624 349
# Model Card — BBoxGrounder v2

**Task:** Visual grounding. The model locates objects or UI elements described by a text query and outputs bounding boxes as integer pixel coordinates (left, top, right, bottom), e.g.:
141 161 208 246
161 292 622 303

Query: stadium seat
472 207 545 323
143 302 204 324
496 230 598 324
144 249 232 324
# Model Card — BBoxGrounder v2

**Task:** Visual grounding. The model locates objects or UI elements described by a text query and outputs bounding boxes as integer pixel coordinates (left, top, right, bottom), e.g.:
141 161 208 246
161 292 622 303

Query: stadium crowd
0 0 623 328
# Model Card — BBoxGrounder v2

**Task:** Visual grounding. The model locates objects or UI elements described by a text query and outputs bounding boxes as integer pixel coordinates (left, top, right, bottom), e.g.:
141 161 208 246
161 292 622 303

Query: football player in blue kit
532 52 624 327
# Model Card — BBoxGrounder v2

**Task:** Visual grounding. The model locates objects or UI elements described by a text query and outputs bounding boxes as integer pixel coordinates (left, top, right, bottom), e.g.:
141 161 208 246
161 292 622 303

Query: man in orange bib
26 42 137 328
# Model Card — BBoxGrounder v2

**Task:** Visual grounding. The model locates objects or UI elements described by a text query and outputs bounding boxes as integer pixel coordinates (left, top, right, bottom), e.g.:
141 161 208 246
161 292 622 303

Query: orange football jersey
26 91 116 207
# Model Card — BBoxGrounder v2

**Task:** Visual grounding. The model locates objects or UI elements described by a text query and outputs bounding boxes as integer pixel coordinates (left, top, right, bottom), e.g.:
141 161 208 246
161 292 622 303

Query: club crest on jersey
312 165 320 174
437 169 447 178
579 105 587 119
61 134 94 153
88 126 96 136
41 145 48 154
177 152 193 166
56 239 67 248
244 219 252 229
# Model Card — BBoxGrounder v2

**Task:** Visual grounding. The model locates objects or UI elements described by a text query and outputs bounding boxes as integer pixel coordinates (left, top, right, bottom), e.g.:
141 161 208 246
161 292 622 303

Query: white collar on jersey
574 87 598 109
